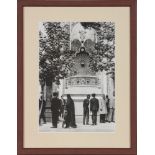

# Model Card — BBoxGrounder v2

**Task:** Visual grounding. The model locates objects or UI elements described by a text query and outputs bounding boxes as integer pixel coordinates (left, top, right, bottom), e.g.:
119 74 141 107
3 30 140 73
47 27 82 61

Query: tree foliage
39 22 115 90
39 22 75 86
81 22 115 80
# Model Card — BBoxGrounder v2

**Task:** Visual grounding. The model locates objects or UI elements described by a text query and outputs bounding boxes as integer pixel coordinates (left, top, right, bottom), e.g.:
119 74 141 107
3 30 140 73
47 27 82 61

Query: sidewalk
39 116 115 132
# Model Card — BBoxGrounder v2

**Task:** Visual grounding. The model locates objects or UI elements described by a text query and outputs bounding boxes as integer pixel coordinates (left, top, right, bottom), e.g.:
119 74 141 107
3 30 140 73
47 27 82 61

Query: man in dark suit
50 92 61 128
90 93 99 125
83 95 90 125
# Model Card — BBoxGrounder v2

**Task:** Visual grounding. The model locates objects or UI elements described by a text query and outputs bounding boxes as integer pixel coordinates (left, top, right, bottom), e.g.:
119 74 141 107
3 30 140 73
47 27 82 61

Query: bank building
43 22 115 121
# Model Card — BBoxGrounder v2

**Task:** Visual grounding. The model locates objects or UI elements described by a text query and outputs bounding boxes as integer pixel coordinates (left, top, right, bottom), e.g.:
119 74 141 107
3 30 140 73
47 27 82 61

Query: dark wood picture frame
17 0 137 154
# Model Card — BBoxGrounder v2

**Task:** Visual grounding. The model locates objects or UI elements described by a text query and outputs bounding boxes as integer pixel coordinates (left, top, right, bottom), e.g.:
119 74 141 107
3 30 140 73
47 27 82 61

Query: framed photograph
17 0 137 154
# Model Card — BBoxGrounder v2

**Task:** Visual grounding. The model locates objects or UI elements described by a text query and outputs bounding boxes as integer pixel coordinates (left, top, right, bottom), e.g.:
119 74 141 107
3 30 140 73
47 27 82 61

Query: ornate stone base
62 75 103 115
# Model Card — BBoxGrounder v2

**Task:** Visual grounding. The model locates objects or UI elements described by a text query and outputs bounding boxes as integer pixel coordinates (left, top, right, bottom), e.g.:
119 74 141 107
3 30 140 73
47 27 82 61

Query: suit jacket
105 98 110 109
50 97 61 113
83 99 89 111
90 97 99 112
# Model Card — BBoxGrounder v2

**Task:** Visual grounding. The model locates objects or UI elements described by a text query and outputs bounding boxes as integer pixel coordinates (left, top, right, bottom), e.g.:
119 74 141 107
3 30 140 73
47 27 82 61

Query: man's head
67 94 71 99
53 92 58 97
92 93 96 98
106 95 109 98
61 95 64 99
87 95 90 99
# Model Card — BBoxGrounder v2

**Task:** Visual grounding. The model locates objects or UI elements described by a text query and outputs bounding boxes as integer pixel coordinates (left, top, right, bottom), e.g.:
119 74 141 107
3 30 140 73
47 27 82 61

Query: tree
39 22 75 97
81 22 115 81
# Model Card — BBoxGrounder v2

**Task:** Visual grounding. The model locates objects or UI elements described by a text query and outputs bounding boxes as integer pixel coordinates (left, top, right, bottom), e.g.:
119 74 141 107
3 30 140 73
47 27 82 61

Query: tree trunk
45 82 53 122
46 82 53 105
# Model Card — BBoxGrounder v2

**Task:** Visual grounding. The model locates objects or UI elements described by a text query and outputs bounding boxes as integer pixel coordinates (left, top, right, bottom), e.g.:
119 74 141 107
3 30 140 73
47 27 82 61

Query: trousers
108 108 115 122
51 112 59 127
83 109 89 125
92 111 97 125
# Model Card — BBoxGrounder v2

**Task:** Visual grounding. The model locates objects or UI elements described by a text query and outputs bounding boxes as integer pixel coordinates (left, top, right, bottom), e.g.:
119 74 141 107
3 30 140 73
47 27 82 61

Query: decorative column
58 79 64 98
102 70 108 95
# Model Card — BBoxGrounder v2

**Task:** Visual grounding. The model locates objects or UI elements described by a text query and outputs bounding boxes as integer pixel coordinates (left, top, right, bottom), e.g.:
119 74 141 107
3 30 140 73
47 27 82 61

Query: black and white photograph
39 22 115 132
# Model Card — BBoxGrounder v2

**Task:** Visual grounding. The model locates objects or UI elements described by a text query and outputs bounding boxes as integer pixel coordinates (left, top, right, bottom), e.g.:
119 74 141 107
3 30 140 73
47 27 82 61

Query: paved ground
39 116 115 132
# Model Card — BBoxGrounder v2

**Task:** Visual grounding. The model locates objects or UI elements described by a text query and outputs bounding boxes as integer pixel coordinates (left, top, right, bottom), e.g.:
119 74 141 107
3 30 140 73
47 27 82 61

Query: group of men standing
39 92 77 128
39 92 115 128
83 94 99 125
50 92 77 128
83 93 115 126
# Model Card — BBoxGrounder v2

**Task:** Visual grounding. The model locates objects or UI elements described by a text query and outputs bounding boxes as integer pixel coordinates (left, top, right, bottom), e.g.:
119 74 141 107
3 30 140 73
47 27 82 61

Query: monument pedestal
60 75 105 115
